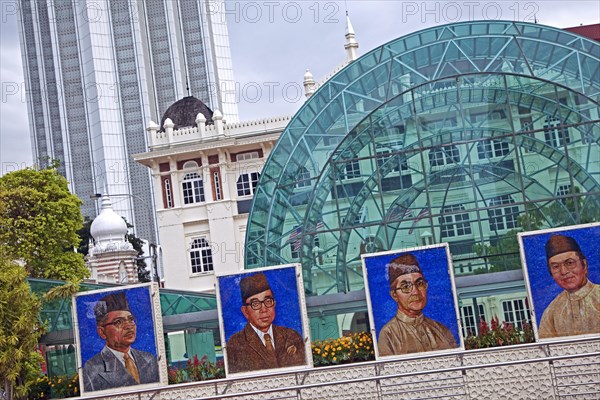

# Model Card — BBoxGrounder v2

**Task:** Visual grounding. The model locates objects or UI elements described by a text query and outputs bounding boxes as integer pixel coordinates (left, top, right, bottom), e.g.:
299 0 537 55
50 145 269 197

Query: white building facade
135 98 288 291
17 0 238 242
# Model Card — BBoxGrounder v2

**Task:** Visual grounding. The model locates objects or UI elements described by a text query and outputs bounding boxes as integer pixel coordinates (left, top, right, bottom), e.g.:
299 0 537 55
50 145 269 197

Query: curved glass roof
245 21 600 295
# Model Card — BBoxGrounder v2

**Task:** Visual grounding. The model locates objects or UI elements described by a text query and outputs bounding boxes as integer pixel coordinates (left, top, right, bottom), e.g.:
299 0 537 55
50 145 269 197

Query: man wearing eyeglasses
378 253 457 356
538 234 600 339
226 272 306 373
82 292 159 392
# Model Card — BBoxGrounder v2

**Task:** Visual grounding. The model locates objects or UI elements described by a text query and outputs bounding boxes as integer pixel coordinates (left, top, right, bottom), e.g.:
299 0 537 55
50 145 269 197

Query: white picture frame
72 283 167 396
361 243 463 360
216 264 313 377
518 222 600 341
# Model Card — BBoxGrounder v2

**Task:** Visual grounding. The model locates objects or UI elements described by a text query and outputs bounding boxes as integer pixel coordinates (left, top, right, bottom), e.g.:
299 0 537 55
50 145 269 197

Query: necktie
123 352 140 383
264 333 274 352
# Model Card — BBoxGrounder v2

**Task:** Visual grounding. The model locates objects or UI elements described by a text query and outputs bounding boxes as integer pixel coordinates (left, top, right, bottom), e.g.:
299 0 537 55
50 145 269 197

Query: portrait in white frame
518 222 600 341
72 283 167 395
362 243 463 359
216 264 312 376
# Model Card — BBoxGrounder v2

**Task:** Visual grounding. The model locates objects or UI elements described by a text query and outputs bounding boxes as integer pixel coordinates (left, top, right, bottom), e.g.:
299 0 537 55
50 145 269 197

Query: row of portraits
72 222 599 395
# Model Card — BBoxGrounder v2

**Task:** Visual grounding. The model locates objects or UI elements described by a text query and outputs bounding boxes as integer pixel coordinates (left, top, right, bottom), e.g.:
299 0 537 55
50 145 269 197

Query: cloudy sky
1 0 598 175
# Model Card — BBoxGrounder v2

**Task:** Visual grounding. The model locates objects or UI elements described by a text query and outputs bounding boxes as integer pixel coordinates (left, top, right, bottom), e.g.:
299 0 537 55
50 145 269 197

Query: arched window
477 140 509 159
190 238 213 273
488 195 519 231
439 204 471 238
182 172 205 204
543 116 570 148
342 160 360 179
237 172 260 196
183 160 199 169
296 167 311 189
556 184 572 204
213 171 222 200
460 303 486 337
502 298 532 331
429 145 460 167
163 178 173 208
118 261 128 283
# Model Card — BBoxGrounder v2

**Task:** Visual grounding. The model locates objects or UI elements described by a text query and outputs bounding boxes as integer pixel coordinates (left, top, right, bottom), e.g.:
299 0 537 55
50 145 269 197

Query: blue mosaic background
521 224 600 327
364 246 461 347
75 286 157 366
218 266 304 343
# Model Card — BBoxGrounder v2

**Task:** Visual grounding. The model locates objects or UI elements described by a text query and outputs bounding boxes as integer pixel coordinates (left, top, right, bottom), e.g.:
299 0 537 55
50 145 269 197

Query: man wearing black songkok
226 272 305 373
82 291 159 392
378 253 457 356
539 234 599 338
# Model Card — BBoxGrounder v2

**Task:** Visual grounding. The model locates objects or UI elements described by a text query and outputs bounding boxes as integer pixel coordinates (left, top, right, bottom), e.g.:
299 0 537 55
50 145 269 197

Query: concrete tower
17 0 239 243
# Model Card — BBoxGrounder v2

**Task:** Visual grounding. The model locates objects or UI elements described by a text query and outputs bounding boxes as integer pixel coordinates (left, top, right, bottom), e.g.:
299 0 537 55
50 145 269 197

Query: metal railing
79 336 600 400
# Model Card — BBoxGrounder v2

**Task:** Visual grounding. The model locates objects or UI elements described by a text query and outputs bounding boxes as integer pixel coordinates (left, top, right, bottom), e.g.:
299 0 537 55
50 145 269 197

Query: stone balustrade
80 336 599 400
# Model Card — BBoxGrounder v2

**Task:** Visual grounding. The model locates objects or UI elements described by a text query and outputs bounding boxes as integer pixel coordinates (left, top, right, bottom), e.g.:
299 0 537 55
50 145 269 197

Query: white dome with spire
90 195 133 254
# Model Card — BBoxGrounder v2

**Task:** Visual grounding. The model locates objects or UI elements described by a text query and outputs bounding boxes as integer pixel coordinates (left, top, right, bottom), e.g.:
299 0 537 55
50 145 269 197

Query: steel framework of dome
245 21 600 296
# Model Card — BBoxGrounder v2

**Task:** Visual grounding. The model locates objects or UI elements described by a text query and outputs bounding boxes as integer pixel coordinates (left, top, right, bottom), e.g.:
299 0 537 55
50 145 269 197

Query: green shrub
29 372 79 399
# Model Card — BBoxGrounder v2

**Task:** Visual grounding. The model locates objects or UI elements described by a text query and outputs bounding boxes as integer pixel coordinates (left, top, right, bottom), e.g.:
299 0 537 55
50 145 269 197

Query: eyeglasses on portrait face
393 278 428 294
245 296 275 310
549 258 581 273
102 315 137 329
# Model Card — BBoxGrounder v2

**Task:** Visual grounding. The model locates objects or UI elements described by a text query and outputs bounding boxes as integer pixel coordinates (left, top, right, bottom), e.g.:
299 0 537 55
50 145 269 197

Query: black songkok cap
545 234 583 261
240 272 272 304
94 292 130 323
387 253 422 288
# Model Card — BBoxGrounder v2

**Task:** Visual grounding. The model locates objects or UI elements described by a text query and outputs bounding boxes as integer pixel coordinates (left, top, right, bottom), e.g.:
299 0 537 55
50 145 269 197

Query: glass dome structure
245 21 600 296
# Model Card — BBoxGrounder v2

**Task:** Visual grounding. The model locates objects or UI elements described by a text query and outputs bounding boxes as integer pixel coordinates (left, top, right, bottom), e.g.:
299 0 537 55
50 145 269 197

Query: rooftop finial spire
344 11 358 62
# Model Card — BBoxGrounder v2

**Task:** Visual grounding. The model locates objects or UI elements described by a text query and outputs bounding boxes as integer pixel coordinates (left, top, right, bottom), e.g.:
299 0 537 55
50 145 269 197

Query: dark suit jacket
226 323 306 374
82 346 160 392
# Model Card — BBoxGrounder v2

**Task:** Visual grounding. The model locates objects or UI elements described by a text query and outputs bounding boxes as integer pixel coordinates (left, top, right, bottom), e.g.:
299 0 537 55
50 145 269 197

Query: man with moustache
226 272 306 373
538 234 600 338
82 292 159 392
378 253 457 356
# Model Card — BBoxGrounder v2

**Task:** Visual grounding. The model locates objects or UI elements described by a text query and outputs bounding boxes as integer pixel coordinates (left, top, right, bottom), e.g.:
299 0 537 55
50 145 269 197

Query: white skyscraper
17 0 238 242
